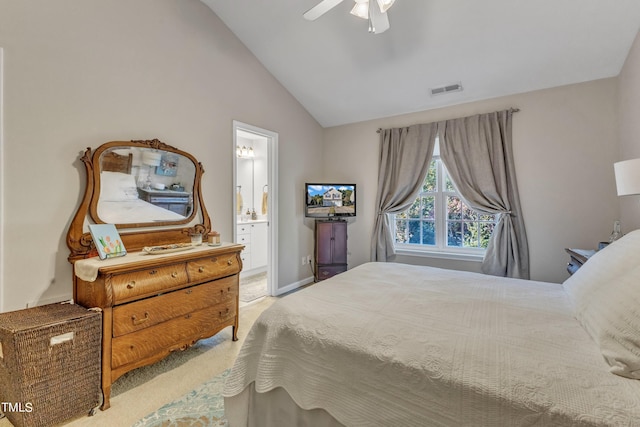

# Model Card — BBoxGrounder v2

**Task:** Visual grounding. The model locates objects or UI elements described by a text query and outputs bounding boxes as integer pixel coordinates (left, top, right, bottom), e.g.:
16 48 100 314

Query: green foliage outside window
394 159 496 250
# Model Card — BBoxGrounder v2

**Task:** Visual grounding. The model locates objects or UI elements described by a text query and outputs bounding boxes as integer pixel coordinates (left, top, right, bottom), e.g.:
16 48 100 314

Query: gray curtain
371 123 438 261
438 110 529 279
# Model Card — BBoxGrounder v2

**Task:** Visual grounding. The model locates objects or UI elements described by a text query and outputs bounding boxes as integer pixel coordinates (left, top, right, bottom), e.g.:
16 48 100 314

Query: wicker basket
0 303 101 427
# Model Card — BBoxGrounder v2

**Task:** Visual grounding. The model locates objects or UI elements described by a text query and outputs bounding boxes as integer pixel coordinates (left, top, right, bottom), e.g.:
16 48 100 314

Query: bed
223 230 640 426
97 171 185 223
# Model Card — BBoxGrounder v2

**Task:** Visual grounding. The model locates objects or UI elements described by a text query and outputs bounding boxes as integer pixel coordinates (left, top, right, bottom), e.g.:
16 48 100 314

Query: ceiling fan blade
368 4 390 34
303 0 345 21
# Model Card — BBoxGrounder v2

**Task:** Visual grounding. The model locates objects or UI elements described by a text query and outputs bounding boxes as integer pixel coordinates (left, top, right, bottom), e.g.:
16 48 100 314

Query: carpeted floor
239 272 267 303
0 297 276 427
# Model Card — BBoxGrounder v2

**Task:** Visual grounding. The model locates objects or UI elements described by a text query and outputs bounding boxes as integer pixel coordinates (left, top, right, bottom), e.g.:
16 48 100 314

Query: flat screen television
305 183 356 218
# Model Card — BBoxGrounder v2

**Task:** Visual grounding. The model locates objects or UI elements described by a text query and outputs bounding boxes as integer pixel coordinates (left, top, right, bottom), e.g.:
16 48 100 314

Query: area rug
133 370 230 427
239 272 267 303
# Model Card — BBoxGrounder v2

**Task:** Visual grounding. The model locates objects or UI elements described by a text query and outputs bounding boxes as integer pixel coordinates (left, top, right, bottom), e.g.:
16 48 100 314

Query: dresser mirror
67 139 211 260
93 145 196 225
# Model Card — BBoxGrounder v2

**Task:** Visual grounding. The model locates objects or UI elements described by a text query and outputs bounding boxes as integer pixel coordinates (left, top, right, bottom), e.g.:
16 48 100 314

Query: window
393 142 496 257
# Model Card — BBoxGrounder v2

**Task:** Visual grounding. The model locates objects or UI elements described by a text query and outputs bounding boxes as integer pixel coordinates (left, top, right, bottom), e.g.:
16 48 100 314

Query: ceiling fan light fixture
350 0 369 20
376 0 395 13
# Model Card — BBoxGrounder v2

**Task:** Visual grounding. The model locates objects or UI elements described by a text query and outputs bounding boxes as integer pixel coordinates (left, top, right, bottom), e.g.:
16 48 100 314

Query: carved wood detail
66 139 212 261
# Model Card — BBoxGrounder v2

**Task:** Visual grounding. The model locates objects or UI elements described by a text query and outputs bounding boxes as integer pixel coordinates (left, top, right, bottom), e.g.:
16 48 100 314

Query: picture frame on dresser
66 139 244 410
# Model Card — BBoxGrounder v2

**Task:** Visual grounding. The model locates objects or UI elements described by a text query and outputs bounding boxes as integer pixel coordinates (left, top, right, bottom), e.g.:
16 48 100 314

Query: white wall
0 0 323 312
618 30 640 232
323 78 620 283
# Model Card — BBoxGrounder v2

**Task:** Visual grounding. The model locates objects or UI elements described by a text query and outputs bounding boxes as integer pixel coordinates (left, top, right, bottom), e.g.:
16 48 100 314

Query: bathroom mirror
67 139 211 260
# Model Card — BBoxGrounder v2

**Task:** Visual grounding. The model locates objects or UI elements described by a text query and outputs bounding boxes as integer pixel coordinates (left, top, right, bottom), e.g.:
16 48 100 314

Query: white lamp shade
142 150 162 166
376 0 395 13
614 158 640 196
350 0 369 19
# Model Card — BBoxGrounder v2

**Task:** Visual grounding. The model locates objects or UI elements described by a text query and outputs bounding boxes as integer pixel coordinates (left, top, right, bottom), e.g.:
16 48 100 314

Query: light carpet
0 297 275 427
239 272 267 303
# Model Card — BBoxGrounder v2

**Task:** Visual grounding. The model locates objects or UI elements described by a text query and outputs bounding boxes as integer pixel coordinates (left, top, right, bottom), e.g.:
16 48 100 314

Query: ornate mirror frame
67 139 211 261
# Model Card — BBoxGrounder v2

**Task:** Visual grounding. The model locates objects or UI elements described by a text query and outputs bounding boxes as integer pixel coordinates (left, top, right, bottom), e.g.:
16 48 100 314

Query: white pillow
563 229 640 313
100 171 139 202
562 229 640 378
578 264 640 378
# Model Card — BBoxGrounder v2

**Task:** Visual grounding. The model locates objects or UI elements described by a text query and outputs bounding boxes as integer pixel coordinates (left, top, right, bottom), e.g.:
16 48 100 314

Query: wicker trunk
0 303 101 427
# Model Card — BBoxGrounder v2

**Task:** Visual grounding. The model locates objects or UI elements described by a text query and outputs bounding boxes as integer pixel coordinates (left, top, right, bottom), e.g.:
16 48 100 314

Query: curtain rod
375 108 520 133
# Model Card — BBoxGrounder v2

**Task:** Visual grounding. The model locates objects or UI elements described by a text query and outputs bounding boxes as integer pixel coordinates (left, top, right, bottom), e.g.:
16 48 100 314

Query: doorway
232 121 278 303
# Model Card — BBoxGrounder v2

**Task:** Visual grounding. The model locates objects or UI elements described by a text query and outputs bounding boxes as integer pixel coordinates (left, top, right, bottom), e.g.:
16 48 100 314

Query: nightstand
137 188 192 216
564 248 596 275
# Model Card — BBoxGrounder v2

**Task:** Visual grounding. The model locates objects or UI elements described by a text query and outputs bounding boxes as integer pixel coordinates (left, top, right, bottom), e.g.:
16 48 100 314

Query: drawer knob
185 313 192 319
127 281 136 289
198 266 205 273
219 308 230 317
149 270 158 275
227 259 233 266
131 312 149 325
171 272 178 278
185 289 193 294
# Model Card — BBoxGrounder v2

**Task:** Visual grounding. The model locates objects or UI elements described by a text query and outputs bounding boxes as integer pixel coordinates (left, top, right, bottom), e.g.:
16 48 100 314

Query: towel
262 191 268 215
237 191 243 214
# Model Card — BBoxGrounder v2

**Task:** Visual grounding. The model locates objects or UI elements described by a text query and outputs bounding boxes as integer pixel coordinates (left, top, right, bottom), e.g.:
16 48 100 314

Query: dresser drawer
112 276 238 337
111 302 237 369
187 252 241 282
111 264 188 304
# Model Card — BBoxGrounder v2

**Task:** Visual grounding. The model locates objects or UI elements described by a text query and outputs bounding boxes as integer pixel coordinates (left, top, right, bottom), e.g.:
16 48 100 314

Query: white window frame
392 143 494 262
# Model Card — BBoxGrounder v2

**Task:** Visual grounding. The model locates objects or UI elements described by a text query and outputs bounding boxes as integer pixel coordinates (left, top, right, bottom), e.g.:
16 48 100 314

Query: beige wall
324 78 620 283
0 2 635 311
0 0 323 312
618 30 640 232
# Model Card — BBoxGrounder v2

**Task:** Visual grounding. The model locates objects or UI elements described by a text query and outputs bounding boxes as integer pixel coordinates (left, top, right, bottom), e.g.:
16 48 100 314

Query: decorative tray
143 243 194 255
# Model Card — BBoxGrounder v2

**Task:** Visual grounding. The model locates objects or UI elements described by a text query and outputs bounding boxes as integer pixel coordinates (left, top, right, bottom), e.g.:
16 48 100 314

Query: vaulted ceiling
202 0 640 127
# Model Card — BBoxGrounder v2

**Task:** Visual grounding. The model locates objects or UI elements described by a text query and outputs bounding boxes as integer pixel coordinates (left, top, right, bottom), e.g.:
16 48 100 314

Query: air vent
430 82 463 96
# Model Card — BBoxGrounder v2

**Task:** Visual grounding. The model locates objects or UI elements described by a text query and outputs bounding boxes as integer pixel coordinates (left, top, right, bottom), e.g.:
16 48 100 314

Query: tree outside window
394 153 496 253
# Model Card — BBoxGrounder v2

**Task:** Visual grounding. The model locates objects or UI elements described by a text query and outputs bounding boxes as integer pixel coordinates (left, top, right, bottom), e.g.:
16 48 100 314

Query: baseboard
274 275 314 296
27 296 72 308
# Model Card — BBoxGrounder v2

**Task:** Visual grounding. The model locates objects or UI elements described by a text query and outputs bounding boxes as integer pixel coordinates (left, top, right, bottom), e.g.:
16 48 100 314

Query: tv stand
314 219 347 281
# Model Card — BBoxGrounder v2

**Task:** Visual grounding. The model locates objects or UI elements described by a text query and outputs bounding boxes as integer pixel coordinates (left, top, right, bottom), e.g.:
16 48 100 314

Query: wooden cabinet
315 220 347 281
72 244 243 410
237 222 268 273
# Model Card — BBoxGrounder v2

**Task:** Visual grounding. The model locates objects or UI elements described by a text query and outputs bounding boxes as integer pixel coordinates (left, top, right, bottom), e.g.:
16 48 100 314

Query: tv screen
305 183 356 218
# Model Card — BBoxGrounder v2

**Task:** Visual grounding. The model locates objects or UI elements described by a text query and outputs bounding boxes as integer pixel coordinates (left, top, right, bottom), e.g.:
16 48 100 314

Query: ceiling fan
303 0 396 34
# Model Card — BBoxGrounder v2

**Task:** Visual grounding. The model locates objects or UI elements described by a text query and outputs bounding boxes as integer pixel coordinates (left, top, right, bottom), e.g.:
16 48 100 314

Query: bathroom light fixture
614 158 640 196
236 146 255 159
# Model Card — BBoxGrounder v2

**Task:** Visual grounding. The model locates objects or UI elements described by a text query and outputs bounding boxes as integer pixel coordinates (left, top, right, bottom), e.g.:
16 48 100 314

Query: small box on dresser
0 303 101 427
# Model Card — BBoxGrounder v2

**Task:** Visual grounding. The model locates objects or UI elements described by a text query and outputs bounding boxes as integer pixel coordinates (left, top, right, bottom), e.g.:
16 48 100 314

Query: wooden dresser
72 244 243 409
66 139 243 411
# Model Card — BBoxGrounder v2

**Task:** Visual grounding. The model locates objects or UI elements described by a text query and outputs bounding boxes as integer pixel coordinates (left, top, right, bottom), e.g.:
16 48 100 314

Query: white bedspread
97 199 185 224
224 262 640 426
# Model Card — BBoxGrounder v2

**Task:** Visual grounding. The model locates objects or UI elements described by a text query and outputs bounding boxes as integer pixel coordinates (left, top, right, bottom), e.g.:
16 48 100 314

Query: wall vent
430 82 463 96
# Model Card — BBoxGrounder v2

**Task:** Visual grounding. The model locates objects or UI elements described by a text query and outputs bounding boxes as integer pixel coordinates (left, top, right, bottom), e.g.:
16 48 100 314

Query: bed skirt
224 383 345 427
